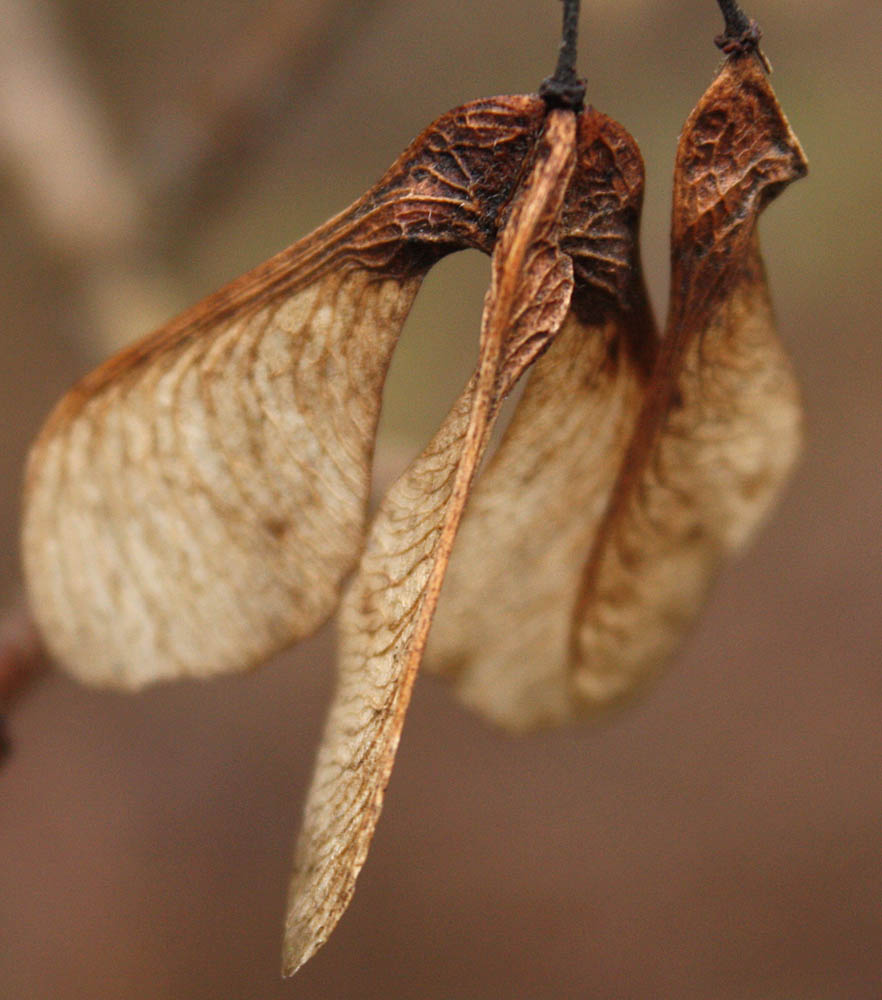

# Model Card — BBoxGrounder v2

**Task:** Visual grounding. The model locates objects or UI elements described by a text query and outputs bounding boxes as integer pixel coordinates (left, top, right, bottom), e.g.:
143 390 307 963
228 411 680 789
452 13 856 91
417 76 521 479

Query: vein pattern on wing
21 96 550 688
283 110 577 974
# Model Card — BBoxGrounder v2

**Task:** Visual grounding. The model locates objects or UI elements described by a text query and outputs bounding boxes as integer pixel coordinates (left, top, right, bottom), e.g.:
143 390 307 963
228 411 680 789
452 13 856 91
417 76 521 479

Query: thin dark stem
539 0 586 112
716 0 752 37
554 0 580 83
714 0 771 72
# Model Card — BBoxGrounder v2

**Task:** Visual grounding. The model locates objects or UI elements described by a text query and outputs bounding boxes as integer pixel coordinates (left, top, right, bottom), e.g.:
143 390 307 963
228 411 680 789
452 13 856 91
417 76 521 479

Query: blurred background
1 0 880 997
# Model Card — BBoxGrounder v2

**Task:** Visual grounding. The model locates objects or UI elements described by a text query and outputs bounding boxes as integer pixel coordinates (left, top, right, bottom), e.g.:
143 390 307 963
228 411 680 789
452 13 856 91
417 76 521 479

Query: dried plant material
283 110 577 974
21 96 549 689
425 109 656 731
18 0 808 978
570 53 807 707
425 55 806 731
23 269 418 689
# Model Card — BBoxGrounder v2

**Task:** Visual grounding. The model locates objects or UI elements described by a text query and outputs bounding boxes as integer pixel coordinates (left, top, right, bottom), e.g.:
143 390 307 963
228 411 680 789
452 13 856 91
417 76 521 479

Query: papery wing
570 55 808 707
23 267 419 689
282 110 577 974
425 310 646 731
21 95 549 689
425 110 655 732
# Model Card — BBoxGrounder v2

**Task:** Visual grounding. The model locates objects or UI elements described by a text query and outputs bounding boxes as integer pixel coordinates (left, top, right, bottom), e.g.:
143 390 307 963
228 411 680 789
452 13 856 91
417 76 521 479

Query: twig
146 0 394 244
539 0 586 111
0 0 181 359
0 0 391 359
0 601 48 765
714 0 771 72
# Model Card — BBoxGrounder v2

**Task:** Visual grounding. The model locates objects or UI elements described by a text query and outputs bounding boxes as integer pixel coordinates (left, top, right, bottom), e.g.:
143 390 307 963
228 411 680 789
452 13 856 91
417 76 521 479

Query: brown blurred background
1 1 880 997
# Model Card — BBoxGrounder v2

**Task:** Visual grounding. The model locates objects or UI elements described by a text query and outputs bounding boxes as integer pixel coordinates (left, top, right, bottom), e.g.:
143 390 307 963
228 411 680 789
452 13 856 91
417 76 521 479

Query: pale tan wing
425 109 657 732
570 54 808 707
20 95 549 690
282 110 577 975
22 269 420 690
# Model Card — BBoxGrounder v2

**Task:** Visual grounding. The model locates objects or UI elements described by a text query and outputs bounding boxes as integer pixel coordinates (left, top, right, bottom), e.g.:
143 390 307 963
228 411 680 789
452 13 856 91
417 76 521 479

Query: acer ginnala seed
20 1 806 976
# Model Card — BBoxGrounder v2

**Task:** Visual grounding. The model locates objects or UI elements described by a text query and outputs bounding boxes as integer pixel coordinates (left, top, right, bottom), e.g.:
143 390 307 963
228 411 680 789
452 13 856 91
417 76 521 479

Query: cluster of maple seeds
20 0 806 976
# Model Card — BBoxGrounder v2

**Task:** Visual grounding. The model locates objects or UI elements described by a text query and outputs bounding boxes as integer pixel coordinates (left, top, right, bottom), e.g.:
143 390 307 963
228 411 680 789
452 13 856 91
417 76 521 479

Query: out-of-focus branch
0 0 181 359
0 600 48 764
0 0 141 255
143 0 393 241
0 0 391 358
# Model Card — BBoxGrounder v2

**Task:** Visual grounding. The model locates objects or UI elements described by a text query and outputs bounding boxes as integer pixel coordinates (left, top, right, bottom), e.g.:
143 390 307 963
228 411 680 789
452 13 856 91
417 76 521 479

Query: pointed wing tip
281 923 323 978
281 951 307 979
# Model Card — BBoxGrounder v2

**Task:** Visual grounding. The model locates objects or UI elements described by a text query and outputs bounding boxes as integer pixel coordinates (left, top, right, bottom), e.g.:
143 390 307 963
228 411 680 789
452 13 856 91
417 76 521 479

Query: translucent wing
570 54 808 706
21 96 548 689
424 109 656 731
283 110 577 974
426 59 807 731
22 268 419 689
